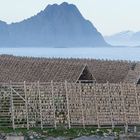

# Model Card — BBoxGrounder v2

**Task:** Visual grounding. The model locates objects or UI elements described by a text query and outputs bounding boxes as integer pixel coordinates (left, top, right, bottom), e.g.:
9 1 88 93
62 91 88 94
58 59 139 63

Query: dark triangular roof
78 65 96 82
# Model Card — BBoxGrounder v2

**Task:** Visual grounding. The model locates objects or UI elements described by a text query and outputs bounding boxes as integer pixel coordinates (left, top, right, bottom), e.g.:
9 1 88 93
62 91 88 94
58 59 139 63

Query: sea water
0 47 140 61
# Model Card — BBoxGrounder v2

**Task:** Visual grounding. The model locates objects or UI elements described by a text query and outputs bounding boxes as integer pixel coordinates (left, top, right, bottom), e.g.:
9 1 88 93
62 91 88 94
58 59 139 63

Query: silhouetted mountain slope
0 21 9 45
0 2 108 47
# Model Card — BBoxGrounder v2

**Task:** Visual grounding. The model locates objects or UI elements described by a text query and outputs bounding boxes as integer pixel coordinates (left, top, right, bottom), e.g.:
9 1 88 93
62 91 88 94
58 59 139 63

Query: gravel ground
26 136 116 140
73 136 115 140
1 135 140 140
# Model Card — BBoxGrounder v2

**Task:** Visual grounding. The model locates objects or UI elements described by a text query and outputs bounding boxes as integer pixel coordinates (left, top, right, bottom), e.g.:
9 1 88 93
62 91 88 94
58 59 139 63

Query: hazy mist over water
0 47 139 61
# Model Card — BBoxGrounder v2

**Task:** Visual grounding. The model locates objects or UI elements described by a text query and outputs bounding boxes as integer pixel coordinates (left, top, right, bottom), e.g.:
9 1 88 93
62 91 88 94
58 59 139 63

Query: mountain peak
46 2 74 8
0 3 107 47
61 2 69 6
60 2 76 8
42 2 85 24
45 2 78 13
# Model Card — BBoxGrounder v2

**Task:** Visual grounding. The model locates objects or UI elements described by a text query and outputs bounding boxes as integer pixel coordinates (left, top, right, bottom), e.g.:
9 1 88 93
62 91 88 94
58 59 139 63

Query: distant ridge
0 2 108 47
105 30 140 46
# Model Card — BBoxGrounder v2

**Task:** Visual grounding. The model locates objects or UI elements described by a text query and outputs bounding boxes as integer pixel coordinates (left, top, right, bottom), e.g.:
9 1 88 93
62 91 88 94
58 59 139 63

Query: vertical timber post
120 82 128 133
79 81 85 129
38 81 43 129
134 83 138 133
65 81 71 129
134 83 140 124
24 81 29 130
10 81 15 130
134 126 137 133
107 82 114 129
94 83 100 128
51 81 57 129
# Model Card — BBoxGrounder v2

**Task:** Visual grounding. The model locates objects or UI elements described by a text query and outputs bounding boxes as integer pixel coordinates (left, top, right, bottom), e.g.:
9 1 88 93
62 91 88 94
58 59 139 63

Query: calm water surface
0 47 140 61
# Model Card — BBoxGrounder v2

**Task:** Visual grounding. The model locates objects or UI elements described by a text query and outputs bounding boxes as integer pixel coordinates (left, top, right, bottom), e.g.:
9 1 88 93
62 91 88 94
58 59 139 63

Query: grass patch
112 127 122 133
0 128 42 135
0 127 120 138
44 128 97 138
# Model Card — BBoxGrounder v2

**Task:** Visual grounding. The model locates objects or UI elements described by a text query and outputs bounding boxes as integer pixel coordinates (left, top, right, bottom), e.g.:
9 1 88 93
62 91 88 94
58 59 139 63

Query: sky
0 0 140 36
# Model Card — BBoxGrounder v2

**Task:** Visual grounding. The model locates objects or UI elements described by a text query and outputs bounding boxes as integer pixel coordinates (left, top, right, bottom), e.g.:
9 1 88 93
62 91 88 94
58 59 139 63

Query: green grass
0 127 122 138
44 128 97 137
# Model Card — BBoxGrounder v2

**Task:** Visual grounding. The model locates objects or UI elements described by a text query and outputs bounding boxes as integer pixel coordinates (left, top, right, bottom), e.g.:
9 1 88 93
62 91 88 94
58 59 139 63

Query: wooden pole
79 81 85 129
107 82 114 128
134 83 140 124
120 83 128 130
65 81 71 129
10 81 15 130
94 83 100 128
134 126 137 133
37 81 43 129
51 81 57 129
24 81 29 130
